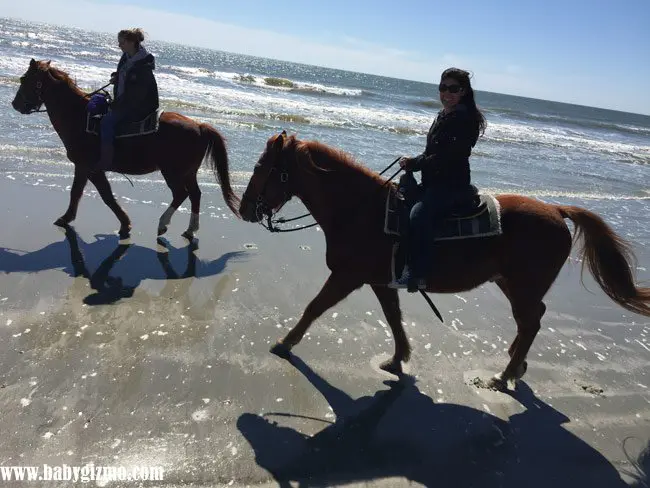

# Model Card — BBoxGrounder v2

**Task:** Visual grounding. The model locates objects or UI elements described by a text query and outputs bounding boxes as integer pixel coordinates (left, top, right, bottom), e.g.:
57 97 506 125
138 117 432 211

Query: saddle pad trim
384 189 400 236
434 194 502 241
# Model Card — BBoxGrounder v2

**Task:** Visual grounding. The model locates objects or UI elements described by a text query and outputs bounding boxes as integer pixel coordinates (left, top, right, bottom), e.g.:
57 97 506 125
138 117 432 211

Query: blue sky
5 0 650 114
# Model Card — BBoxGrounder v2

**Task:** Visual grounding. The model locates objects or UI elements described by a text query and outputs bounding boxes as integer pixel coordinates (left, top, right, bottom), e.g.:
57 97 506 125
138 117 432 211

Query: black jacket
409 104 479 191
111 51 159 121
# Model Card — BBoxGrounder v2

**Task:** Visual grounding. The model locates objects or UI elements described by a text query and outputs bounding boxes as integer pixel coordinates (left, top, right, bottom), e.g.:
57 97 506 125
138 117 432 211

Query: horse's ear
45 60 51 68
281 130 287 136
273 133 284 151
30 58 36 66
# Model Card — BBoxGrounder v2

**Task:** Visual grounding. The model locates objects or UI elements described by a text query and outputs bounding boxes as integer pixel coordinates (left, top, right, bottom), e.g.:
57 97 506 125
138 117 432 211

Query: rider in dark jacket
389 67 486 292
409 103 477 191
96 28 159 171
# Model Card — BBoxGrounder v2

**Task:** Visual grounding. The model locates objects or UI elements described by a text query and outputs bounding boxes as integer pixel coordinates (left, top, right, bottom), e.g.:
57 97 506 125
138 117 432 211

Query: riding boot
389 265 426 292
388 235 426 292
408 226 429 292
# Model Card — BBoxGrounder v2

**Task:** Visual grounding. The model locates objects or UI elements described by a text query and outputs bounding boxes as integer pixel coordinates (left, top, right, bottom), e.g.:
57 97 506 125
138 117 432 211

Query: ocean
1 17 649 254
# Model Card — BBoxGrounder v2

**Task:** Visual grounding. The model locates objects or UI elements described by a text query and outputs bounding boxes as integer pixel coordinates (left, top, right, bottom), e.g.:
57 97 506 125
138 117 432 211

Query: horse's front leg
88 171 132 238
271 272 363 359
371 285 411 376
55 166 88 226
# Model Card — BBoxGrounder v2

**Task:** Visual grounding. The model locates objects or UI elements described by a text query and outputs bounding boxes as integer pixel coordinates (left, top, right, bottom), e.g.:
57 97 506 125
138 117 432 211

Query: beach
0 174 649 487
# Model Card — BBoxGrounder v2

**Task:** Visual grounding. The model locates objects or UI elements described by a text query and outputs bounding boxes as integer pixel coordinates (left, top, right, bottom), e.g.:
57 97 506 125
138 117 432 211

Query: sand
0 175 649 487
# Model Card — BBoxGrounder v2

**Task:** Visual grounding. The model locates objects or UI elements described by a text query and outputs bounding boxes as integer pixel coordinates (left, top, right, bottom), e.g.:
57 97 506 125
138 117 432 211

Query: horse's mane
47 65 89 98
293 137 387 187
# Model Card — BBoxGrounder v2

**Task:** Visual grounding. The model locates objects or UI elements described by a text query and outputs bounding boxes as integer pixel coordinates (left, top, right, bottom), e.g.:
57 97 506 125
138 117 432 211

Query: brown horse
11 59 239 238
238 131 650 390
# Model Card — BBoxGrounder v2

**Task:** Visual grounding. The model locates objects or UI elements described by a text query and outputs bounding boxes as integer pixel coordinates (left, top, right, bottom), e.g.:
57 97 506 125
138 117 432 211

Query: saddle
384 182 502 242
384 178 503 283
85 108 163 139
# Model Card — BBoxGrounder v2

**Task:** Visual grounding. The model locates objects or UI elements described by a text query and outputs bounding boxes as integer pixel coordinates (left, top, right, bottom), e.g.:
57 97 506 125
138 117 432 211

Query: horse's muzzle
239 199 261 223
11 98 31 115
11 98 23 113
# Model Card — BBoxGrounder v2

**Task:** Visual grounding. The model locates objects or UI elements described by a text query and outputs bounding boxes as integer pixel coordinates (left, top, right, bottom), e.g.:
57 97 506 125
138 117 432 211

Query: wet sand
0 176 649 487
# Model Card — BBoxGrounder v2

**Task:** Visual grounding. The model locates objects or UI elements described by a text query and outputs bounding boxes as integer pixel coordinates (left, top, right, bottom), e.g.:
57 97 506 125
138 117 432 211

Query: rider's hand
109 73 117 84
399 157 413 169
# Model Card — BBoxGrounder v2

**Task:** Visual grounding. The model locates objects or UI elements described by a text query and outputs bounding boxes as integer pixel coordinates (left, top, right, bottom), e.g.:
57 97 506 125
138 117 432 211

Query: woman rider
389 67 487 292
95 28 159 171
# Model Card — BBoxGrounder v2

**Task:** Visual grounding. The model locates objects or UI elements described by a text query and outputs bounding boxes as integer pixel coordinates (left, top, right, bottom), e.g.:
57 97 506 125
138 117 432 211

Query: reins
256 151 444 322
262 156 404 233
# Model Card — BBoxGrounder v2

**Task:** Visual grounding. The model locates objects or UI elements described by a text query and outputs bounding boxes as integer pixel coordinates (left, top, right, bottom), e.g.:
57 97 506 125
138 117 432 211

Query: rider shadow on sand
237 354 633 488
0 226 246 305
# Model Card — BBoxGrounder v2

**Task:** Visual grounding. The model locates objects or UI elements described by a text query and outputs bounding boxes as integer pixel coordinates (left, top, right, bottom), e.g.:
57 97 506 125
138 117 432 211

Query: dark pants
399 174 463 281
410 188 458 279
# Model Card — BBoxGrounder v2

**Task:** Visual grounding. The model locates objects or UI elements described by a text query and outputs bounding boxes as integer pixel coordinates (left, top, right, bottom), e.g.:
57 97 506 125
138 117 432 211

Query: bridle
242 138 312 233
244 134 404 233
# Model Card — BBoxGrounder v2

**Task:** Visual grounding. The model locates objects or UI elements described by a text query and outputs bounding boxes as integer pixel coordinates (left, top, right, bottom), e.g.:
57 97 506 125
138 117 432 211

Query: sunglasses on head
438 83 462 94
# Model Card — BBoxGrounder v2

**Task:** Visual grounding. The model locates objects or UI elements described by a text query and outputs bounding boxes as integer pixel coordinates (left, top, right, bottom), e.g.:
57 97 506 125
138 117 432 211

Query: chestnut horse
238 131 650 390
11 59 239 238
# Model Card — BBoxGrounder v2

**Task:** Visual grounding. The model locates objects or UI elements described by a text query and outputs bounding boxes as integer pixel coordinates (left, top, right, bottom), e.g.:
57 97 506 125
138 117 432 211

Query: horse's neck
44 81 88 153
295 159 385 236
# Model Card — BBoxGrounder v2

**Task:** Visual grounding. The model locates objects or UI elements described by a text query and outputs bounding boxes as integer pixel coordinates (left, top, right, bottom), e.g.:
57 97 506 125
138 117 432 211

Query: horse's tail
201 124 240 217
558 205 650 317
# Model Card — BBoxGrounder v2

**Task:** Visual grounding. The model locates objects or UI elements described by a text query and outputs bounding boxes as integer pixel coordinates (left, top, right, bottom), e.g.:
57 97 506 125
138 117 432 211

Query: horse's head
12 59 51 114
240 130 296 223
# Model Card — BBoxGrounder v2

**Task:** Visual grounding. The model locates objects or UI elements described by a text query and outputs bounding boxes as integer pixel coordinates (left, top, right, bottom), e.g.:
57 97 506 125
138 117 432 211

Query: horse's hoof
379 359 403 377
270 341 292 360
157 225 168 236
54 216 72 227
181 230 194 241
486 375 508 392
118 223 132 239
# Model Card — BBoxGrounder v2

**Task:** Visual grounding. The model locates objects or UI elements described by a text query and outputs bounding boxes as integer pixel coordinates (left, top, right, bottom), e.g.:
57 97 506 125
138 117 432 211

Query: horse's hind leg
270 273 363 359
488 279 548 391
371 285 411 376
88 171 131 238
495 279 520 360
158 173 189 236
182 173 201 240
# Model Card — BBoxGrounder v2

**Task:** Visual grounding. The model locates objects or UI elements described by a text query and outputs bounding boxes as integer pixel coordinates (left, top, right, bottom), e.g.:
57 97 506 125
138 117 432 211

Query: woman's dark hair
118 28 146 49
441 67 487 137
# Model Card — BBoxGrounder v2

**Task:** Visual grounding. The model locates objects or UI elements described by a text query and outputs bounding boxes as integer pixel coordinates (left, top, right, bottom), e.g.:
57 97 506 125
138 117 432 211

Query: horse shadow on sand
0 225 246 305
238 354 641 488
